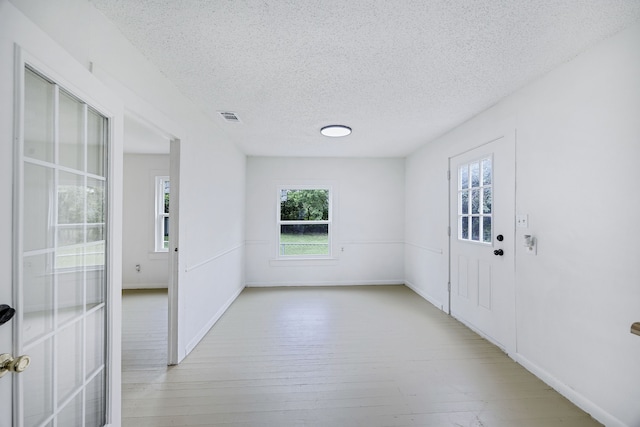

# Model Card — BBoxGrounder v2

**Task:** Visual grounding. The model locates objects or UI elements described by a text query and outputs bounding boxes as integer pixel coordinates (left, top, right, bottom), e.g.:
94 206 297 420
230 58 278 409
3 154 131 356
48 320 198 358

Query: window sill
269 257 339 267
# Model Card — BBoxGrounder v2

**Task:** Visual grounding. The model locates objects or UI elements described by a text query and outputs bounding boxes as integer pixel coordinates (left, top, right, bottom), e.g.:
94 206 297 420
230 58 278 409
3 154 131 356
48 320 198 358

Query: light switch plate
516 214 528 228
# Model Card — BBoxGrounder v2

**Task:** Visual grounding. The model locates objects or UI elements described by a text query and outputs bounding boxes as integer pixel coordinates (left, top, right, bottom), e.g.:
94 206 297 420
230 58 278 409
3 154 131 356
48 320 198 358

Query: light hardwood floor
122 286 602 427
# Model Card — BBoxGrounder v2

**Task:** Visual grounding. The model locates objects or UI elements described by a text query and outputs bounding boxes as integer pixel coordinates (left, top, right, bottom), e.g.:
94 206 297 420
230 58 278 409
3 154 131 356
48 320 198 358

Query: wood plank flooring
121 286 602 426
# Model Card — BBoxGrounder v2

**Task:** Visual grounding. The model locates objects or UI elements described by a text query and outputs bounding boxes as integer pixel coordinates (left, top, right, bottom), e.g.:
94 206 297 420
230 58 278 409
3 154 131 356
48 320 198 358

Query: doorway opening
121 114 179 366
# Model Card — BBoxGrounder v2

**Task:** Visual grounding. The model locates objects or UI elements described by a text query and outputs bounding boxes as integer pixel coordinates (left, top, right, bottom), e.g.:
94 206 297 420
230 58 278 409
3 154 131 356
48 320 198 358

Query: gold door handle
0 353 31 377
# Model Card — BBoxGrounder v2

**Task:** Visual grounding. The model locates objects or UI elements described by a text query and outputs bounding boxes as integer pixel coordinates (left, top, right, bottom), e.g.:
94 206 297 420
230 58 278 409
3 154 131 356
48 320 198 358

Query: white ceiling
91 0 640 158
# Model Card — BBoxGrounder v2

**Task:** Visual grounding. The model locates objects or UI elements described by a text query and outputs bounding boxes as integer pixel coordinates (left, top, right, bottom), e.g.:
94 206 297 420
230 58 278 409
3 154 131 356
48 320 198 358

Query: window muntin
155 176 170 252
458 157 492 243
278 188 331 257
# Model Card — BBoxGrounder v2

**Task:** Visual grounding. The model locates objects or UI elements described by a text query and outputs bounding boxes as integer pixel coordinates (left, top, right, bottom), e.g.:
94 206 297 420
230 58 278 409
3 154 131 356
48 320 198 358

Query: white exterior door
449 133 516 354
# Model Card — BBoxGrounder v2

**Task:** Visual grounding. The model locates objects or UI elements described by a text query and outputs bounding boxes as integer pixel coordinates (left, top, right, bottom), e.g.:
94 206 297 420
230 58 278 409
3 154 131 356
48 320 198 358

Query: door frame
168 139 181 365
118 108 182 366
11 43 124 426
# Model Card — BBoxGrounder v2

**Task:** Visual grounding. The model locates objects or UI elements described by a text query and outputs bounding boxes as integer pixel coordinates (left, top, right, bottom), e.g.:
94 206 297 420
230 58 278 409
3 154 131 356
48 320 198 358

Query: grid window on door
458 157 492 243
21 66 108 427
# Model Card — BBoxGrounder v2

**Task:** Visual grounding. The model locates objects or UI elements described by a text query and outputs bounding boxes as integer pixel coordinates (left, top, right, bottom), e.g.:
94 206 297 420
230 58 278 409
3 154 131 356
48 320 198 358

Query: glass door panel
19 66 108 427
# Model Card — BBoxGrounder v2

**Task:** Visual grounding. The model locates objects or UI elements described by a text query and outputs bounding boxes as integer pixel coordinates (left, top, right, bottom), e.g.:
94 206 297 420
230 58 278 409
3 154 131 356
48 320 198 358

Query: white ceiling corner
91 0 640 158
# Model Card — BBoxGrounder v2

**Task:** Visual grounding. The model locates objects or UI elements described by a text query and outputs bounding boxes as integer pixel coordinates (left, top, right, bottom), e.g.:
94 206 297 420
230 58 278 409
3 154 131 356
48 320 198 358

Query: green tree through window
279 188 330 256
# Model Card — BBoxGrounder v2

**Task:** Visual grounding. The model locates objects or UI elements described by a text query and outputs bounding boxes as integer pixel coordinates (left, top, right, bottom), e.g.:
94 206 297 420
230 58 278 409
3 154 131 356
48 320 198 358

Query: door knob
493 249 504 256
0 353 31 378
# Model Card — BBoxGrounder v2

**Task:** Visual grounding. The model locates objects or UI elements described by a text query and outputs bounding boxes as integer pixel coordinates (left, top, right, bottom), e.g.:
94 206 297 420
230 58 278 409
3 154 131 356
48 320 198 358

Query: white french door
7 65 110 427
449 133 516 354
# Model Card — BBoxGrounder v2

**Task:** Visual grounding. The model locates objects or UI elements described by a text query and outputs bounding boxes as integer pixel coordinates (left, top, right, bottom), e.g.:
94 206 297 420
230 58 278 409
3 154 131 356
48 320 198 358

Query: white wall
9 0 247 363
405 22 640 427
246 157 404 286
122 154 170 289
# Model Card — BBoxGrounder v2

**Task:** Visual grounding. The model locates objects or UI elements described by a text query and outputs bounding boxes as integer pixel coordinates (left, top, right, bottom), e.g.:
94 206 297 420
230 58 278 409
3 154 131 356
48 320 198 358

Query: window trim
155 176 169 252
276 185 332 259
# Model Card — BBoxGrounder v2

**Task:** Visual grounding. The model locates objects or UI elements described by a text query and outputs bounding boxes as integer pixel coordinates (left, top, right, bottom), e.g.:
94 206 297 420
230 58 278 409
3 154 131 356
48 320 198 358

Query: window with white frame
278 187 331 257
155 176 170 252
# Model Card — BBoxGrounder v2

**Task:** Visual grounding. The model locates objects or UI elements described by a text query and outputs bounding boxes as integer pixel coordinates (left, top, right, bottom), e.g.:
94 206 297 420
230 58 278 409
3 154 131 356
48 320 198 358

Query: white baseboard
404 280 621 426
185 285 244 355
122 282 168 289
245 279 404 287
514 353 625 427
404 280 446 312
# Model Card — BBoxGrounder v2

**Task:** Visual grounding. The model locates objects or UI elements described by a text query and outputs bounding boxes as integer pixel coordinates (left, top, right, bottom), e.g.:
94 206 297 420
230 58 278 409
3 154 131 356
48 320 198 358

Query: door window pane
57 322 83 404
471 189 480 214
59 91 85 171
24 163 54 251
458 156 492 244
460 165 469 189
460 191 468 215
86 308 105 376
24 69 54 162
461 216 469 239
87 178 105 225
57 392 82 427
57 267 84 326
471 162 480 187
85 372 106 427
482 158 492 185
472 216 480 241
87 108 106 177
57 171 85 247
23 338 54 427
483 188 492 214
23 253 54 344
483 216 492 243
86 262 105 309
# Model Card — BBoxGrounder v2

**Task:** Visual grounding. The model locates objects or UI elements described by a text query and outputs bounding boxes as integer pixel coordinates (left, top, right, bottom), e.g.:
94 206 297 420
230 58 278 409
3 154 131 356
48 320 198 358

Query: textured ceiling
90 0 640 157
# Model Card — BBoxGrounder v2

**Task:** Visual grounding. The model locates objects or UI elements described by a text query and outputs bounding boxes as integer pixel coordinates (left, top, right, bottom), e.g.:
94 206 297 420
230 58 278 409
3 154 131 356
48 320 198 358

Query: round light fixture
320 125 352 137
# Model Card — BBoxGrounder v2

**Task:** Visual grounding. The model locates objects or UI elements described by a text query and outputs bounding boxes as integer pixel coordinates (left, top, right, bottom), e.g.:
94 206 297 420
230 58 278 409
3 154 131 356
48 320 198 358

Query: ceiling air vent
218 111 241 123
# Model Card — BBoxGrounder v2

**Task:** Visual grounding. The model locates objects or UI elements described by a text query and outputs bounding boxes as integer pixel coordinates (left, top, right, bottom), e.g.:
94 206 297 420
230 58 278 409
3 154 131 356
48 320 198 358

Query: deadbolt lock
0 353 31 378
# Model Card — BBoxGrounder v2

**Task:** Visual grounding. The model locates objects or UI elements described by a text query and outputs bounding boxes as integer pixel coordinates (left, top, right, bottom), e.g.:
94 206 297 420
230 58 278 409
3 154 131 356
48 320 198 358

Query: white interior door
6 65 110 427
449 133 516 353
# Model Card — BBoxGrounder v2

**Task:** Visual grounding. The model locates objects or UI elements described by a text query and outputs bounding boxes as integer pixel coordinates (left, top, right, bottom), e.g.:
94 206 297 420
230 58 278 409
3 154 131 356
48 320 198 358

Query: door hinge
447 282 451 292
447 226 451 237
447 170 451 180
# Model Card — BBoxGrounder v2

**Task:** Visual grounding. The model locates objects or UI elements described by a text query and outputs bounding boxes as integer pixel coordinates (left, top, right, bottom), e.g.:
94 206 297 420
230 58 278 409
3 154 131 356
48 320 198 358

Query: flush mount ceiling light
320 125 352 137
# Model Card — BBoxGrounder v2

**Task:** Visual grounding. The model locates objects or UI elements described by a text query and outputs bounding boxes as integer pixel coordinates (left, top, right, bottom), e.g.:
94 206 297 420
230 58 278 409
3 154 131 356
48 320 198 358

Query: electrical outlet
516 214 528 228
